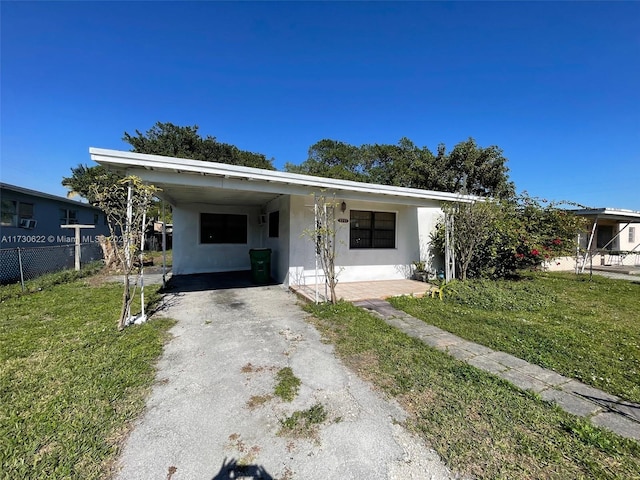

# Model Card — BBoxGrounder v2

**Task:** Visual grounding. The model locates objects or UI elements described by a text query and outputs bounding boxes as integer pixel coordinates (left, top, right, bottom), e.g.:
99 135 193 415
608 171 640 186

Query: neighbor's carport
574 208 640 273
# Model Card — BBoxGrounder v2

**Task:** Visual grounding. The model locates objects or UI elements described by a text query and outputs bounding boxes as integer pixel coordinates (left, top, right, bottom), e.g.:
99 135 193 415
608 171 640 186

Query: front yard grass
308 301 640 479
389 272 640 403
0 277 174 479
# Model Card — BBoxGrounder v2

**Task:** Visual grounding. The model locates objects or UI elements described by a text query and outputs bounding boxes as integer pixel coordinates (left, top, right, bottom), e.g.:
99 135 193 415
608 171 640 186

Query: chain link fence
0 243 103 286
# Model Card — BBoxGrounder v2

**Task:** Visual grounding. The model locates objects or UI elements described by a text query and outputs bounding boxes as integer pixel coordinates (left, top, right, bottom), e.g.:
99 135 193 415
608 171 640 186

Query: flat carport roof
89 147 479 208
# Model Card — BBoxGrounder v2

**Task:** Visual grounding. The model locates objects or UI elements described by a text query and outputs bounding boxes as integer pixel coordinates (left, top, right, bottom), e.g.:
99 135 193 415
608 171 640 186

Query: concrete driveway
113 273 453 480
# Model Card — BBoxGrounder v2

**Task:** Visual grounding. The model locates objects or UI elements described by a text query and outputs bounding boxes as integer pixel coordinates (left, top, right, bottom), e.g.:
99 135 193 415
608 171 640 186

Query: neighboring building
0 182 111 248
90 148 478 286
547 208 640 272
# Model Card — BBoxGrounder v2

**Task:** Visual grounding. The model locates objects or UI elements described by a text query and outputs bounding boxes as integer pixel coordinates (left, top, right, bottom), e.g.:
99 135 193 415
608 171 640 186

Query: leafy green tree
287 136 515 199
63 122 273 208
62 164 120 203
363 138 435 189
285 139 366 181
435 138 515 198
123 121 275 169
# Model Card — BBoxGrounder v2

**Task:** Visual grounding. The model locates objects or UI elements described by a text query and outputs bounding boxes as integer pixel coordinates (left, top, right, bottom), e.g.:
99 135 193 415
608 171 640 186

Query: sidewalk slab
467 355 509 374
454 340 494 357
540 389 602 417
515 363 569 387
485 351 530 370
602 399 640 423
497 370 549 393
561 380 620 403
422 333 462 349
591 412 640 441
445 345 477 361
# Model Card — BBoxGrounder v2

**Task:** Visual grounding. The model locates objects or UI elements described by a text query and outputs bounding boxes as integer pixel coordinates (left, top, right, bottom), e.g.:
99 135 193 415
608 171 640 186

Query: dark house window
200 213 247 244
268 211 279 238
596 225 615 250
350 210 396 249
1 200 17 226
19 202 34 219
60 208 78 225
1 200 34 227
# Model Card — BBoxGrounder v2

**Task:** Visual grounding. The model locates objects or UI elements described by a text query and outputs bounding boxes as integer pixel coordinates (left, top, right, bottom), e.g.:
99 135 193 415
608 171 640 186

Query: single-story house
0 182 111 248
547 208 640 272
90 148 477 286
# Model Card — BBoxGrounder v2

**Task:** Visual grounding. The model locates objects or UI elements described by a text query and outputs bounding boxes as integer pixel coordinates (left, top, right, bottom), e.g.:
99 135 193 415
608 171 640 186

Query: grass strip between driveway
307 301 640 479
0 278 174 479
389 272 640 403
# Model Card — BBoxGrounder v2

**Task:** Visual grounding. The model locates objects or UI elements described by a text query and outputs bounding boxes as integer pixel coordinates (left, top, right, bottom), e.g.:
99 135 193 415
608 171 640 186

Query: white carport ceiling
154 183 281 207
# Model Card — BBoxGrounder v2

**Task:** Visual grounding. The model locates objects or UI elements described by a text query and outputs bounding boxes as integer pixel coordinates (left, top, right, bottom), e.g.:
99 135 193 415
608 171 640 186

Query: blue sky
2 1 639 210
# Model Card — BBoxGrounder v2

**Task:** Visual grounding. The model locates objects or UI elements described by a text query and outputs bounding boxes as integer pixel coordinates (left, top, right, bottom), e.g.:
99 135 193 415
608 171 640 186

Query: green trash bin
249 248 271 284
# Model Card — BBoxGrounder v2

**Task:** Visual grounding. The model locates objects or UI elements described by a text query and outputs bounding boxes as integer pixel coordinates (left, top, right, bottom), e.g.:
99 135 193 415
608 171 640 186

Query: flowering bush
433 194 588 279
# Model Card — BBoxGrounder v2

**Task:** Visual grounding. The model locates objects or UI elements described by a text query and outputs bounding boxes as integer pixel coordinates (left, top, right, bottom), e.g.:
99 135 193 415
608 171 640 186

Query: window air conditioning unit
258 214 267 225
20 218 37 229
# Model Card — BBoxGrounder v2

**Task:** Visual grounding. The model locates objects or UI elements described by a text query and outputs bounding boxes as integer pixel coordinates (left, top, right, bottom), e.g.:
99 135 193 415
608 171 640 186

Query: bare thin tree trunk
118 274 130 330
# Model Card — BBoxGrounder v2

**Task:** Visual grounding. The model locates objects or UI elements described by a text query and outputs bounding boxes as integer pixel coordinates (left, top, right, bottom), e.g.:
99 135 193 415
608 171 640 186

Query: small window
200 213 247 244
630 227 636 244
350 210 396 249
60 208 79 225
268 211 279 238
1 200 17 226
19 202 34 219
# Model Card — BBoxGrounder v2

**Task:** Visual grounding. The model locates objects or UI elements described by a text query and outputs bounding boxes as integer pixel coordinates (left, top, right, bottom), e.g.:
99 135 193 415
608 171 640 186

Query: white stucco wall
286 195 443 285
172 203 264 275
417 207 445 273
619 223 640 253
263 195 291 283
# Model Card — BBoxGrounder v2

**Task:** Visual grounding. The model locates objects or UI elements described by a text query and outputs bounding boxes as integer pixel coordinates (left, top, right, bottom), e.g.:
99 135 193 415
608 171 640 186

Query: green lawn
308 301 640 479
389 272 640 403
0 276 174 479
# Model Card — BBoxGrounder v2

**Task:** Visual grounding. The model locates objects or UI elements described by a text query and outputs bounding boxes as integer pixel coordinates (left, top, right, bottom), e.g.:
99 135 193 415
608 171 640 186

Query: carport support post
581 217 598 274
162 201 167 289
139 210 146 322
61 224 95 271
444 212 455 282
314 194 319 304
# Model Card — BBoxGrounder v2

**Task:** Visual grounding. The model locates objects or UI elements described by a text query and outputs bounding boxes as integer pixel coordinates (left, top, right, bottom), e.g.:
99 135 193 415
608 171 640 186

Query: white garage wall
172 203 263 275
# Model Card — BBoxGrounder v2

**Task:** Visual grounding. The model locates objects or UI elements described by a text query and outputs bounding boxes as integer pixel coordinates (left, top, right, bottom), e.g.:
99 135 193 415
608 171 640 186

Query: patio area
290 278 433 302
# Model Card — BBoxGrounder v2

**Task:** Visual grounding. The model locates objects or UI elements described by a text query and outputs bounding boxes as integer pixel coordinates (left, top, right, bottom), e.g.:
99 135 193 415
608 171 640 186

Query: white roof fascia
90 147 479 204
572 208 640 222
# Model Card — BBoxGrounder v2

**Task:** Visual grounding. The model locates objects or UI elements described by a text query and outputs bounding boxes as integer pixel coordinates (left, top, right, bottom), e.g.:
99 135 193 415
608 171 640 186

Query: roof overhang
89 148 480 208
571 208 640 223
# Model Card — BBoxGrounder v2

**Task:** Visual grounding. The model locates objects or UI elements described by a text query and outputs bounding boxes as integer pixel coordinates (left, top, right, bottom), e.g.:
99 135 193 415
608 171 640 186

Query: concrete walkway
353 299 640 441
